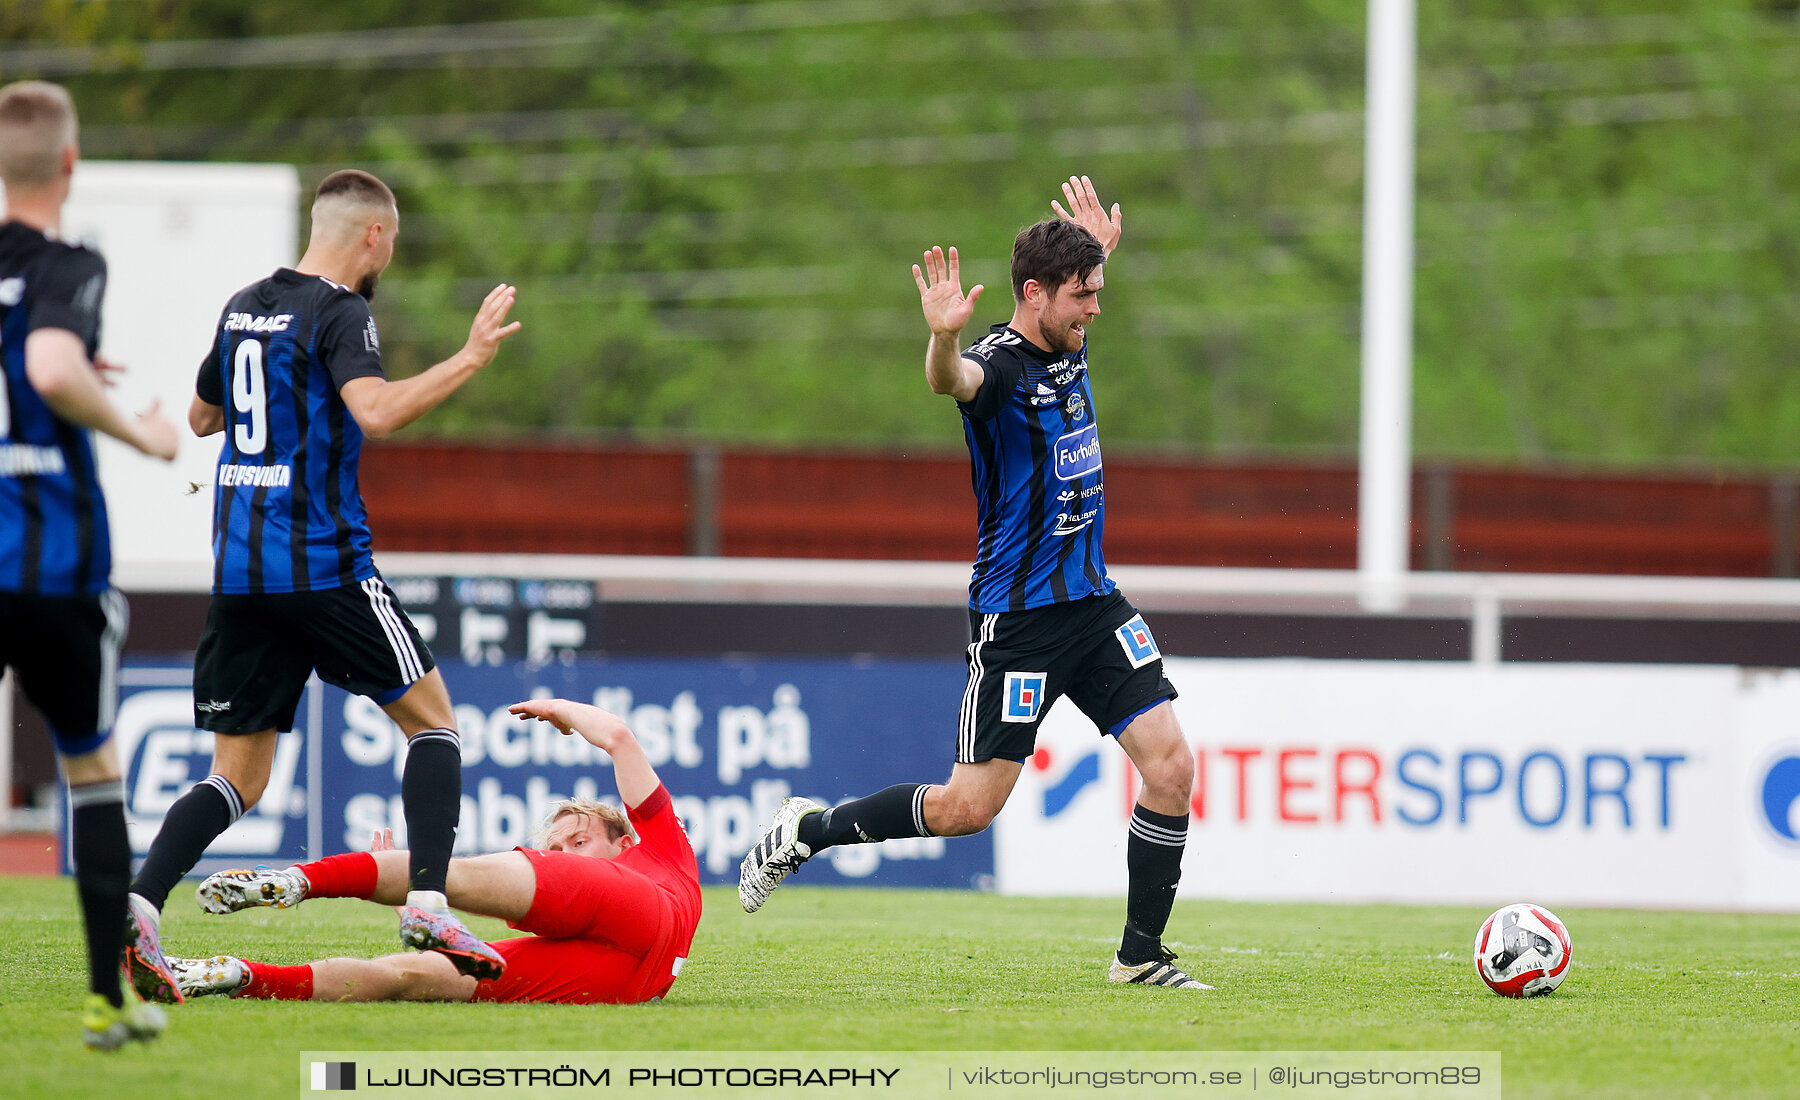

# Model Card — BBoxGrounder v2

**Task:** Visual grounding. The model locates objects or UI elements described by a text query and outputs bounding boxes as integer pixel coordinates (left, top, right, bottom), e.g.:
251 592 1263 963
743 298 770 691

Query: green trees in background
5 0 1796 466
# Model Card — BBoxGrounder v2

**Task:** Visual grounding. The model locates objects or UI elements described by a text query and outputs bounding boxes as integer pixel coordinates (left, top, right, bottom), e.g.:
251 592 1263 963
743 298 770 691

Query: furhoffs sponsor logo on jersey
1053 424 1102 481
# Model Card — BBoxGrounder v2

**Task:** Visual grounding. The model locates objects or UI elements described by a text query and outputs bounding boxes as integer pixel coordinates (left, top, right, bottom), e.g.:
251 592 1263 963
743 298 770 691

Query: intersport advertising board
100 657 989 890
89 656 1800 910
998 659 1800 911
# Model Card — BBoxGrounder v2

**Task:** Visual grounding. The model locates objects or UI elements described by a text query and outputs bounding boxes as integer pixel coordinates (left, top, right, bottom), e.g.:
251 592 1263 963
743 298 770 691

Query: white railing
8 555 1799 832
114 553 1800 666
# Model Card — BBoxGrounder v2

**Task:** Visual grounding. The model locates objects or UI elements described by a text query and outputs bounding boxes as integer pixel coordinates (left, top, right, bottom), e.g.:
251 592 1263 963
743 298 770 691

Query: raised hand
912 245 984 338
462 283 521 369
509 697 628 755
134 398 180 461
1051 175 1122 257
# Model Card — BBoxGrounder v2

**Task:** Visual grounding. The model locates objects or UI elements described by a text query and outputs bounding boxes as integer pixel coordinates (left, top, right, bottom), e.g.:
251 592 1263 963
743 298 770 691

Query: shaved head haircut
308 169 398 299
309 169 397 242
0 81 77 189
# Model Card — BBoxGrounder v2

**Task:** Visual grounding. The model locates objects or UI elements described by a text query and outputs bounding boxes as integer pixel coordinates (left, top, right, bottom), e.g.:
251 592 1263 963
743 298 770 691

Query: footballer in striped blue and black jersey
129 169 509 999
958 322 1115 613
1 80 192 1039
740 190 1206 991
0 219 111 596
195 267 385 595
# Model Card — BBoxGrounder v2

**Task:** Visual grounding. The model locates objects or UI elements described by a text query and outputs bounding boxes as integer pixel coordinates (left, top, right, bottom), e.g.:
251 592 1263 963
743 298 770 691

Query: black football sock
401 729 461 898
797 783 932 854
1119 803 1188 965
130 774 244 912
70 779 131 1008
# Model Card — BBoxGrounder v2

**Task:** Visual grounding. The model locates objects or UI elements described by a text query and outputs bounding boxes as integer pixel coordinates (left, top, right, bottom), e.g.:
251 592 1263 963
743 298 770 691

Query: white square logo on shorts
1002 671 1048 723
1116 615 1161 669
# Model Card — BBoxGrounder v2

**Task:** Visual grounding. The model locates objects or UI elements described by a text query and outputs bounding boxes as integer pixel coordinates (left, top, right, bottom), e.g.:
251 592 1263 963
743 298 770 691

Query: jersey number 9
233 339 267 455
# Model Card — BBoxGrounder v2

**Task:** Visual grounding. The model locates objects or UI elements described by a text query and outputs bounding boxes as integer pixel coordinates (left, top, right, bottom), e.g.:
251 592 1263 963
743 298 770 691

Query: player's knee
1141 745 1195 804
222 772 268 810
934 794 1001 837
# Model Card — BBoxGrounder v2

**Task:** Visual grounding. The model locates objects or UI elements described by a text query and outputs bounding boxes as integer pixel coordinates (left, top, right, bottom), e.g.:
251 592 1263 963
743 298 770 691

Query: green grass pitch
1 875 1795 1099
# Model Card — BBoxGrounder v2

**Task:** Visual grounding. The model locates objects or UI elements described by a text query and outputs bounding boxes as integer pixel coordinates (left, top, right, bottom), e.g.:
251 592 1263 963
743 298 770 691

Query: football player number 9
232 339 267 455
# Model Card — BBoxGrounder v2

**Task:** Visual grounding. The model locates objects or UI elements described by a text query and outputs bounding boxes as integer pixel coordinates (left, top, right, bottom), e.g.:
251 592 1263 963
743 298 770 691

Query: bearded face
1033 268 1103 354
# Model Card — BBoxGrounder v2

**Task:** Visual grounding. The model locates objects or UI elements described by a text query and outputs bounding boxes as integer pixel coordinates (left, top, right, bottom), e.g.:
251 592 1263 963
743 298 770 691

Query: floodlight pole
1357 0 1417 613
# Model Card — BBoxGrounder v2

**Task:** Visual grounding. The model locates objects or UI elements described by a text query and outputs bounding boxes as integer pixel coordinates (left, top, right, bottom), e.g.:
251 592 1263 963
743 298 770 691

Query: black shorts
958 589 1177 764
192 576 435 734
0 588 128 756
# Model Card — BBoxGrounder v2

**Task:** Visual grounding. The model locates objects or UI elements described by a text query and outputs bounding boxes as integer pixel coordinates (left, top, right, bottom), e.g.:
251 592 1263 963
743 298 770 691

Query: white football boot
1108 947 1213 990
196 865 310 914
738 797 822 912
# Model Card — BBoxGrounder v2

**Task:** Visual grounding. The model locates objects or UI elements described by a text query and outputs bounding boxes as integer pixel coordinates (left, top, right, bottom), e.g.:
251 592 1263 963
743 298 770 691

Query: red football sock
295 851 379 900
239 961 314 1001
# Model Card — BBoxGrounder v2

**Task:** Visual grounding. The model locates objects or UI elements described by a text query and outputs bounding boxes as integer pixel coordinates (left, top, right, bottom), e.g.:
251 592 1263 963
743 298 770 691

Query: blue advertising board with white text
90 657 992 890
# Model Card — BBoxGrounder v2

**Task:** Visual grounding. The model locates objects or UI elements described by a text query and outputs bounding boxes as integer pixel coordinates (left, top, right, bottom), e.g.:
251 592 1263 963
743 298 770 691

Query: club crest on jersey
1054 424 1102 481
1065 393 1086 421
1116 616 1161 669
1003 671 1048 723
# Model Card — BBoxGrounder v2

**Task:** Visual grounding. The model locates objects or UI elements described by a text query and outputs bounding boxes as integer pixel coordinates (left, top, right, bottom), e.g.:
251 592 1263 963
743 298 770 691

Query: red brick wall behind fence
359 442 1800 577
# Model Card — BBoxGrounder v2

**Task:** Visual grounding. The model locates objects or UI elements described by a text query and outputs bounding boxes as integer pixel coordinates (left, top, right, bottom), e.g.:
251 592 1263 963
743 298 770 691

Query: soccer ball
1473 903 1571 997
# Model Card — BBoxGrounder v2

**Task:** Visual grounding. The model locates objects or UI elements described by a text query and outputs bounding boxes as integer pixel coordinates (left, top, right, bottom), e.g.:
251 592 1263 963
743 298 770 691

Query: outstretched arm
913 245 985 403
508 698 659 809
26 330 179 460
339 283 520 440
1051 174 1122 258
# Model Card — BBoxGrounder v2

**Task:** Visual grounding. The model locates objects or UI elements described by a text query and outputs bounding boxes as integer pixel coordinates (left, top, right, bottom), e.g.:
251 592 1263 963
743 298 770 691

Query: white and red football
1474 903 1572 997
